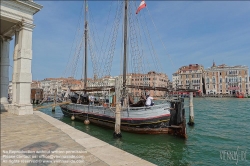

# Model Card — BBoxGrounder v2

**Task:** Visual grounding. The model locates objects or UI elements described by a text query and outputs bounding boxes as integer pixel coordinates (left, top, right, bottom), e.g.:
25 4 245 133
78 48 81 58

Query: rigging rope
142 10 160 73
63 1 84 78
132 1 156 75
99 1 114 61
146 7 175 71
100 1 123 79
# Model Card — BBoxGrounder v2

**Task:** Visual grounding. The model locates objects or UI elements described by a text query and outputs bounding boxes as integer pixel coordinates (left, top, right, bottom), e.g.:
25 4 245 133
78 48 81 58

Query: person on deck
89 95 94 105
145 94 154 106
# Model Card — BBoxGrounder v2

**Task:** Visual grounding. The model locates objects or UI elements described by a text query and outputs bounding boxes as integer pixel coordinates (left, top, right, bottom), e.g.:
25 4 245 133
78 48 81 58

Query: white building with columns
0 0 42 114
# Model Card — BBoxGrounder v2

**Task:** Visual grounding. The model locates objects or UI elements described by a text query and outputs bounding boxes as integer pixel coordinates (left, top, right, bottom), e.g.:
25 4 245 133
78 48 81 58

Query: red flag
136 0 146 14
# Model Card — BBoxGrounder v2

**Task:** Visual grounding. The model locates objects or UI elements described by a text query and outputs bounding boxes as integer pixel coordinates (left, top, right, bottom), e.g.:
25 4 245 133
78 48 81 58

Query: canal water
39 98 250 166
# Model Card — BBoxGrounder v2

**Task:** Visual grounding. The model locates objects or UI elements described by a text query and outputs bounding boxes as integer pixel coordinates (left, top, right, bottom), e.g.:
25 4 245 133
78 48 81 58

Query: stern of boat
168 98 187 138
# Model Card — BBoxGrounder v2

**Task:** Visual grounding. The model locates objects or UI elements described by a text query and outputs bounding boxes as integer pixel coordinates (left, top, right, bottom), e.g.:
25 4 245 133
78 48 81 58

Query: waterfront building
0 0 42 114
172 72 179 89
86 76 117 100
87 75 131 97
40 77 82 95
204 62 249 95
87 76 116 88
130 71 169 97
31 81 40 89
173 64 204 96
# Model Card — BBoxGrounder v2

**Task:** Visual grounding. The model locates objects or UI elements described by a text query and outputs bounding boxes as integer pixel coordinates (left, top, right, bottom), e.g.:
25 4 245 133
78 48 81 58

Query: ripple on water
39 98 250 166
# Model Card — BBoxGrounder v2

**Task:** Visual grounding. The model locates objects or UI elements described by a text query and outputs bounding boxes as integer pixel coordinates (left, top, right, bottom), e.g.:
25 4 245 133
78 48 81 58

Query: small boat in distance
236 92 244 98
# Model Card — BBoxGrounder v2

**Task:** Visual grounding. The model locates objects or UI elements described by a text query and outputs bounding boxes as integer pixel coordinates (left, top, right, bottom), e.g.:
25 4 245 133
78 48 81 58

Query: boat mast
122 0 128 97
84 0 88 91
114 0 128 138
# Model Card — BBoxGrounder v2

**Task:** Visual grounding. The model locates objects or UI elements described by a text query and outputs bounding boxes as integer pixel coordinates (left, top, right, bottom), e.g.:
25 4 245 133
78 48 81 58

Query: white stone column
11 31 19 105
0 36 11 111
9 22 35 115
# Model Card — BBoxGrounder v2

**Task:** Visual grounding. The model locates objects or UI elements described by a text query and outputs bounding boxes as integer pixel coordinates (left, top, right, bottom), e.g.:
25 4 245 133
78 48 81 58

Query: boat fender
84 119 90 125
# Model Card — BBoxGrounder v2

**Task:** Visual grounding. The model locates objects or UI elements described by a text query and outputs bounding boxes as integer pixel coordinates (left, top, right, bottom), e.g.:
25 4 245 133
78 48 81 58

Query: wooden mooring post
114 78 122 138
188 83 194 126
52 89 57 112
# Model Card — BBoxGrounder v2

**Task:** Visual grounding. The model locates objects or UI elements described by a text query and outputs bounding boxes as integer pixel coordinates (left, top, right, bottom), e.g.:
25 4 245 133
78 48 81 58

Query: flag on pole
136 0 146 14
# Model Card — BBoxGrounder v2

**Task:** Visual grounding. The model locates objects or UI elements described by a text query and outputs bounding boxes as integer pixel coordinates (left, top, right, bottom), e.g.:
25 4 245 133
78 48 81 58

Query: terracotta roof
179 64 202 71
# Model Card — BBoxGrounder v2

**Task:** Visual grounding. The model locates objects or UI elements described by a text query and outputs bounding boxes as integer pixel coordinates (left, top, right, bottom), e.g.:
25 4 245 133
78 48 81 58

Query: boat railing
126 103 170 111
69 101 171 114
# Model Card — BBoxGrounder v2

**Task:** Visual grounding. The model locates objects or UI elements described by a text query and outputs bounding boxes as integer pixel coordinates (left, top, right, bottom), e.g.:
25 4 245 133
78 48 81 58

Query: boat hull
60 99 186 138
61 106 170 134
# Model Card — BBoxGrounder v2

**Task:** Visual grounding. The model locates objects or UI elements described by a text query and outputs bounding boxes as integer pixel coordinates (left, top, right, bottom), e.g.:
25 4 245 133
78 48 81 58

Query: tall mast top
122 0 128 98
84 0 88 91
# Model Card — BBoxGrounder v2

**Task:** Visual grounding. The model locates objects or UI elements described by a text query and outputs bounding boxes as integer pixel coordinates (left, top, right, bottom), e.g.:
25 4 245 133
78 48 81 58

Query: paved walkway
0 111 155 166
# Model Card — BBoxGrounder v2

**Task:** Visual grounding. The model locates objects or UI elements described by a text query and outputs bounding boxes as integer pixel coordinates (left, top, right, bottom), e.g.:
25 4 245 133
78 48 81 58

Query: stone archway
0 0 42 115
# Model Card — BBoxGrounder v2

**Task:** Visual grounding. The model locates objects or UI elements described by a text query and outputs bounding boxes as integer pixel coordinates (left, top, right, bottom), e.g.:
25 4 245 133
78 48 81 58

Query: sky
8 0 250 81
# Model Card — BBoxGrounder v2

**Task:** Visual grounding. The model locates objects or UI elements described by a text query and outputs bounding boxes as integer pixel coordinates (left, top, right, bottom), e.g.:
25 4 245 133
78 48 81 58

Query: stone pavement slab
0 111 156 166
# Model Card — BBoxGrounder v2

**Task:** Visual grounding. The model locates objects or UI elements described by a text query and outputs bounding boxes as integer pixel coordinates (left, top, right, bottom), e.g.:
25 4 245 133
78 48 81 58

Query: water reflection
113 138 123 148
71 121 75 127
39 98 250 166
84 125 90 132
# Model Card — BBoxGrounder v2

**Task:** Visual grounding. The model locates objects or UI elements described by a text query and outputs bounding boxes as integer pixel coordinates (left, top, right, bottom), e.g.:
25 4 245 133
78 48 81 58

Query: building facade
173 64 204 96
172 72 179 89
87 76 117 88
40 79 63 96
0 0 42 114
130 71 169 97
204 63 249 95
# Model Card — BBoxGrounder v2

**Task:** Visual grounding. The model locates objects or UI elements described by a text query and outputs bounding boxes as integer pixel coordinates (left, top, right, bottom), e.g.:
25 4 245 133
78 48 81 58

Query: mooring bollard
188 83 194 126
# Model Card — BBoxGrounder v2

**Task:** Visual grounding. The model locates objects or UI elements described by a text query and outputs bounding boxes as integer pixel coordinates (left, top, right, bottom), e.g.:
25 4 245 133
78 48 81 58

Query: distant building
130 71 169 97
204 62 249 95
173 64 204 96
40 78 64 96
172 72 179 89
87 76 117 88
31 81 40 89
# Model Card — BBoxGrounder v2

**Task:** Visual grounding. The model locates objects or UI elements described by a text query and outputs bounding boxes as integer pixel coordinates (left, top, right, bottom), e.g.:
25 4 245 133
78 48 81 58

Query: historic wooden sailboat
60 0 187 138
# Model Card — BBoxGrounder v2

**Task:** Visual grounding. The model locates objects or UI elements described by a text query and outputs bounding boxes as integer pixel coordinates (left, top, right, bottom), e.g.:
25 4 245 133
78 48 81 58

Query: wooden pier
1 111 155 166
